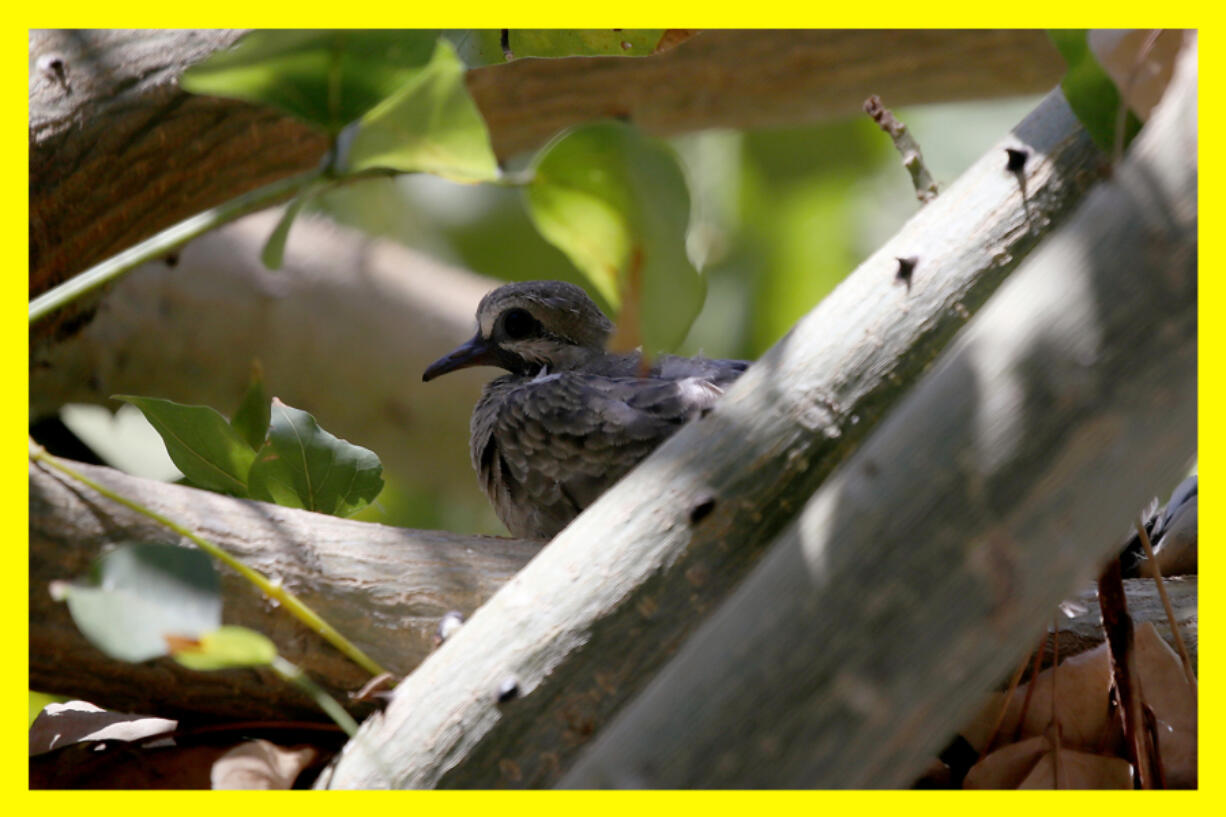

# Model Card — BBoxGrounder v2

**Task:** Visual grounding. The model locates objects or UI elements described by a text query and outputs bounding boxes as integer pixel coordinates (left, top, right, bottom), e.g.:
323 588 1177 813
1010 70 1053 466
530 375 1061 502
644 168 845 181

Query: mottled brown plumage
423 280 747 539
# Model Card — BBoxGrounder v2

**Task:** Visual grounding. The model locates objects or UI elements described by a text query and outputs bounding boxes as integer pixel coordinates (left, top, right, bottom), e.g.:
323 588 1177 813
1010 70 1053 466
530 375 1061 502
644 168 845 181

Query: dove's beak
422 332 498 382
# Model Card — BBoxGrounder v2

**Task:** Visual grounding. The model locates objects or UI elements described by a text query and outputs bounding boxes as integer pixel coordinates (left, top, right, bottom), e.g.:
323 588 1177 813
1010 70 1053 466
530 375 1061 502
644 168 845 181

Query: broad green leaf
525 121 703 353
247 399 384 516
181 30 440 134
51 544 221 663
173 626 278 671
509 30 664 58
231 363 271 450
115 395 257 496
1049 29 1142 153
339 39 499 183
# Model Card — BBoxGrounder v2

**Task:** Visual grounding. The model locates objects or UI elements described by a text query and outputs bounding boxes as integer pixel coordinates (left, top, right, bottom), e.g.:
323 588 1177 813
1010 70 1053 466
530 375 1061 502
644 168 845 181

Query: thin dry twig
1135 515 1197 691
983 650 1031 755
1049 613 1062 788
1012 635 1045 743
863 95 939 203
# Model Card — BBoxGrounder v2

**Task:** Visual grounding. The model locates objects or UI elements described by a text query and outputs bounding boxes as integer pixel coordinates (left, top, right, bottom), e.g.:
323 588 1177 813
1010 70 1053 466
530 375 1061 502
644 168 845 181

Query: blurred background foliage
61 95 1040 537
307 95 1041 532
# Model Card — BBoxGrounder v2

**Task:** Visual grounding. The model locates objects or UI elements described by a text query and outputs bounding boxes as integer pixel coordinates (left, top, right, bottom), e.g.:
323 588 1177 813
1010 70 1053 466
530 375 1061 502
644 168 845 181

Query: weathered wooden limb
29 29 315 337
467 29 1063 160
561 40 1197 788
319 86 1104 788
29 458 540 721
30 210 502 507
29 29 1062 333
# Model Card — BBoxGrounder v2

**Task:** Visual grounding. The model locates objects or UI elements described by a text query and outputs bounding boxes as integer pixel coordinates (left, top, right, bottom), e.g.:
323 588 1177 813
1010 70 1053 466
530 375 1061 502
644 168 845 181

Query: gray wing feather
472 366 741 538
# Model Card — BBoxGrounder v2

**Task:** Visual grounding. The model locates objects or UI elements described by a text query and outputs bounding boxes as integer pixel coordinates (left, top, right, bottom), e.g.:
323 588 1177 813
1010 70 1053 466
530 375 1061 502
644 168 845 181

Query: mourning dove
423 280 747 539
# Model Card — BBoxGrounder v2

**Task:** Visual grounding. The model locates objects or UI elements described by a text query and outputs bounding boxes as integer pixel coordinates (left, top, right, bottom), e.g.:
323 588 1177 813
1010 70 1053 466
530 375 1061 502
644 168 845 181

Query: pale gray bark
30 458 539 721
27 455 1197 726
31 212 503 507
319 86 1109 788
561 41 1197 788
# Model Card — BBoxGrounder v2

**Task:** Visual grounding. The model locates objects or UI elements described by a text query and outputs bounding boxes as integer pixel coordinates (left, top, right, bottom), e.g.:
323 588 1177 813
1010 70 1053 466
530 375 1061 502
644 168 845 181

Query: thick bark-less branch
561 42 1197 788
29 459 539 721
30 211 503 507
28 453 1197 727
319 88 1105 788
29 29 1062 339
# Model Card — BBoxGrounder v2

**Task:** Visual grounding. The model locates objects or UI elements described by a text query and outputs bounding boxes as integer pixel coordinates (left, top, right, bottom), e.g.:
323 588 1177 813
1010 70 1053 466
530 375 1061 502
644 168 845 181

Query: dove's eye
502 308 538 340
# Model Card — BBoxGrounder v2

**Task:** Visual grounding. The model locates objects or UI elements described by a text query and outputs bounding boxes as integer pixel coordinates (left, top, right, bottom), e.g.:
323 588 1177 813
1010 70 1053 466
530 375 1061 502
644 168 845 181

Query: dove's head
422 280 614 381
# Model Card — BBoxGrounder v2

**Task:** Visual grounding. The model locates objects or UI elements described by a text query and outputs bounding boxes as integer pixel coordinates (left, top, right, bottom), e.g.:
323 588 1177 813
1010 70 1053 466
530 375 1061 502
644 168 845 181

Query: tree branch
318 87 1107 788
30 458 539 721
30 29 1063 343
30 210 504 509
561 39 1197 788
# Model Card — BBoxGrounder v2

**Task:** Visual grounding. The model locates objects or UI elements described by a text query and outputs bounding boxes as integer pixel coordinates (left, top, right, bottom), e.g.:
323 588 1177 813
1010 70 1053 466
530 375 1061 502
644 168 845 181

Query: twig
1135 516 1197 690
982 650 1030 754
1049 613 1062 788
863 95 939 203
1012 636 1045 742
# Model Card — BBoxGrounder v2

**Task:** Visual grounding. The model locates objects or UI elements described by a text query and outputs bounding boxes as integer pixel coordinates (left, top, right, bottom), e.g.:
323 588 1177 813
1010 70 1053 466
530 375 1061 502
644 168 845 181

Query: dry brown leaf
1087 30 1189 120
653 30 699 55
211 739 316 789
29 700 177 755
1019 746 1133 789
1135 621 1198 787
964 735 1048 788
963 643 1114 754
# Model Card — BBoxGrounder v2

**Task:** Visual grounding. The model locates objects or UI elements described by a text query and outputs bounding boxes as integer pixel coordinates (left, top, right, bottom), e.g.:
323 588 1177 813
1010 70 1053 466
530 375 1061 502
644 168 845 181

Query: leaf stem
273 655 397 786
272 655 360 737
29 168 324 325
30 442 388 678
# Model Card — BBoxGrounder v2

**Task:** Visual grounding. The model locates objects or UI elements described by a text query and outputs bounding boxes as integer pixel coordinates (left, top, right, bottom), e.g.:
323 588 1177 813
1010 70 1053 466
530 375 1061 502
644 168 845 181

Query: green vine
31 441 388 679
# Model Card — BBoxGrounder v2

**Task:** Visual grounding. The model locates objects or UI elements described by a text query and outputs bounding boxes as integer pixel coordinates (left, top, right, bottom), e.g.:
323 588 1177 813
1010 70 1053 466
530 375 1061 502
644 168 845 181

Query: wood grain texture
320 87 1108 788
561 41 1197 788
30 458 539 721
30 29 1062 344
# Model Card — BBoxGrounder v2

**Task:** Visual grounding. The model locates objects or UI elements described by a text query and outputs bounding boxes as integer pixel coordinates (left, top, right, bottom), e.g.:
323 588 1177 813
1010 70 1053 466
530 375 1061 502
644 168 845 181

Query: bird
422 280 748 540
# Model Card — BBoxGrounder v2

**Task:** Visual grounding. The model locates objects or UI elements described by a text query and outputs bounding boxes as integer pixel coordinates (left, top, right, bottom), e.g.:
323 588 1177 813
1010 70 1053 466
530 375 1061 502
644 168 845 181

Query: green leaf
440 30 665 66
260 192 312 270
115 395 257 496
338 39 500 183
231 362 271 450
51 544 221 663
525 121 703 353
173 626 278 671
181 30 440 134
247 399 384 516
1049 29 1142 153
509 30 664 58
440 30 508 67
